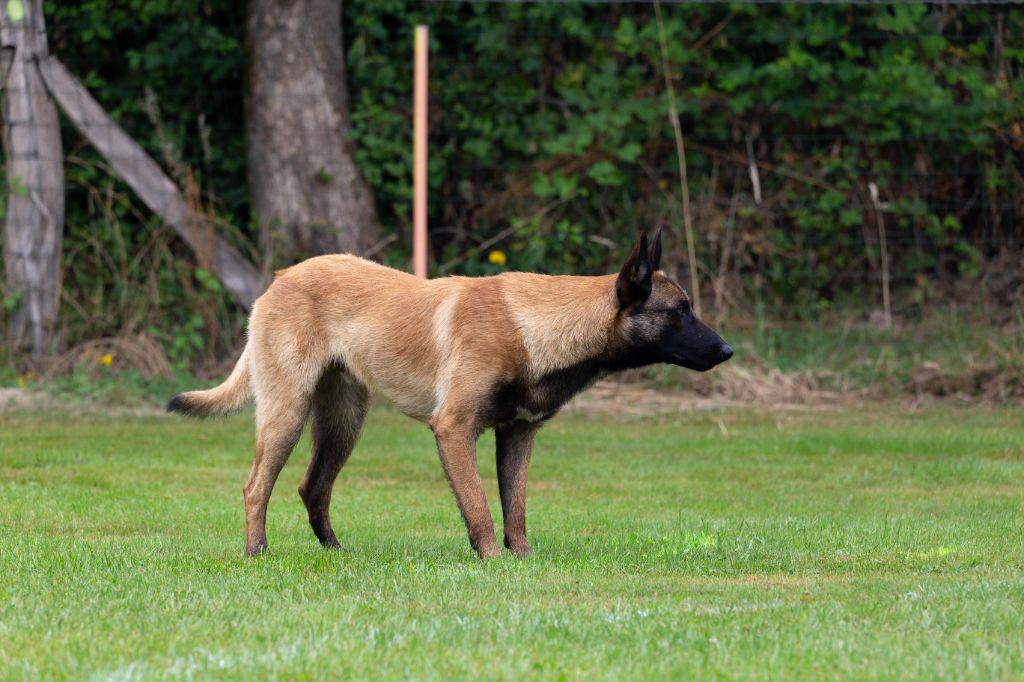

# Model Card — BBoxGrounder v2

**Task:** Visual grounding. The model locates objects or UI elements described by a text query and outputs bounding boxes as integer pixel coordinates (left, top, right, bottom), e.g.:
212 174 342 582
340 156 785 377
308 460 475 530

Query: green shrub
5 2 1018 368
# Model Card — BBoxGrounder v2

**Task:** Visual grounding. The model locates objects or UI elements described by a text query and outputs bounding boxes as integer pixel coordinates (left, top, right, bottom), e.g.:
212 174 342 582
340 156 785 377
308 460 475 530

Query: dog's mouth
670 353 716 372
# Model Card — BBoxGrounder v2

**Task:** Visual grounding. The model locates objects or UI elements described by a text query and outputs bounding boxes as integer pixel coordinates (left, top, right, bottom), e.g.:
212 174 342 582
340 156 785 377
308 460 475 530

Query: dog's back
250 255 511 420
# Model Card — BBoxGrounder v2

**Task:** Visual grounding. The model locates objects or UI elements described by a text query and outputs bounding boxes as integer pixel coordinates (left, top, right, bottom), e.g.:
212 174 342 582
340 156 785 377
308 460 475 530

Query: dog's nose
720 343 734 361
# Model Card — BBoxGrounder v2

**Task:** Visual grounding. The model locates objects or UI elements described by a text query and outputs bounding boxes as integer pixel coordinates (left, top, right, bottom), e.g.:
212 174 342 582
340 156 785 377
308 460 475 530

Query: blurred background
2 0 1022 404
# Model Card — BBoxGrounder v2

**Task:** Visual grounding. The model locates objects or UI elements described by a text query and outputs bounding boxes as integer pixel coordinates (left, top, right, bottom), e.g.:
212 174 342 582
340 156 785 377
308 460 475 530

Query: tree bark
1 0 64 363
245 0 379 264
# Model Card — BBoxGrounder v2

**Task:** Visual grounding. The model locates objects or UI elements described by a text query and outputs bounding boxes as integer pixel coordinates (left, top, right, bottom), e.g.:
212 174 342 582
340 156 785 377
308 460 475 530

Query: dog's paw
475 543 502 560
245 542 270 557
506 541 532 558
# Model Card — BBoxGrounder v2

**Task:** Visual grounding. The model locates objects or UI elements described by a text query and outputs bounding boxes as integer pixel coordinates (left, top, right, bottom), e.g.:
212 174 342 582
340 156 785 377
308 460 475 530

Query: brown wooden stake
413 25 429 278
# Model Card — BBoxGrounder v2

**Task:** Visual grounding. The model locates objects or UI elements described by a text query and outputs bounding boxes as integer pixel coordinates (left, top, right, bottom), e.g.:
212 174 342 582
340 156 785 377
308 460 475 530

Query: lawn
0 403 1022 680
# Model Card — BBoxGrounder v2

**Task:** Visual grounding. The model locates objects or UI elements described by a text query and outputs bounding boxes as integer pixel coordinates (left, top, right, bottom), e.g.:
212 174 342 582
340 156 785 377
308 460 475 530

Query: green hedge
344 3 1023 305
10 2 1022 361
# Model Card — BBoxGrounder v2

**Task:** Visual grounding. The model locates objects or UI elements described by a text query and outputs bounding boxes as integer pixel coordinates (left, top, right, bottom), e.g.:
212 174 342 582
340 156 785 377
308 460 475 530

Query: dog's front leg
496 422 538 557
432 417 500 559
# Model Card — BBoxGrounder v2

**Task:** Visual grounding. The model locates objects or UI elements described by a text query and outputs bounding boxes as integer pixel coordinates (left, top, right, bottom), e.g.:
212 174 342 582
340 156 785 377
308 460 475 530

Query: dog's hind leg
496 422 539 558
299 365 369 549
243 387 311 556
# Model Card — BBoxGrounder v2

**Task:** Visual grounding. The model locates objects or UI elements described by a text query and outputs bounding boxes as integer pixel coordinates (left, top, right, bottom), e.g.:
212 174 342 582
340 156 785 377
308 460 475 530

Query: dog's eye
678 301 691 317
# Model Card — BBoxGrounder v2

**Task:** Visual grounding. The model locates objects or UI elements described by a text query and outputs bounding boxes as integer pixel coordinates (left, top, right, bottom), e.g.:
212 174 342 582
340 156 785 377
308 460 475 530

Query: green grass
727 306 1024 391
1 405 1023 680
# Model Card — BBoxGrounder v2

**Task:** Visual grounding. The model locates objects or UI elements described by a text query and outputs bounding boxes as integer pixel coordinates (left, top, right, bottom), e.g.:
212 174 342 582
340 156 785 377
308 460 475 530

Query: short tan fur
168 231 732 559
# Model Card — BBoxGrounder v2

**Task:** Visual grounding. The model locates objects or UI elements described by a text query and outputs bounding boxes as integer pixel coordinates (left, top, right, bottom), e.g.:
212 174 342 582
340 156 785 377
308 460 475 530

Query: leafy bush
4 2 1021 368
344 2 1024 316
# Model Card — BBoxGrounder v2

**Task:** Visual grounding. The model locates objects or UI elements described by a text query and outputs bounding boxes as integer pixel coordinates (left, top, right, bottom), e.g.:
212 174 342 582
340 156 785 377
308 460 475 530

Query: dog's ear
616 232 654 308
649 228 662 271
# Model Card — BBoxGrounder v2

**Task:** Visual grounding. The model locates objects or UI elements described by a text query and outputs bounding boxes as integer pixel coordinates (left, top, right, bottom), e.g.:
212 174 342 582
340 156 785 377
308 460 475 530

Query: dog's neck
502 273 620 381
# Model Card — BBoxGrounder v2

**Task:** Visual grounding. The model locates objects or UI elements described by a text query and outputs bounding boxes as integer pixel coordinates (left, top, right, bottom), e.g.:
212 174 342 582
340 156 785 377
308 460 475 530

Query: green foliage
19 3 1024 366
56 165 242 367
46 0 246 204
36 1 248 365
344 3 1024 309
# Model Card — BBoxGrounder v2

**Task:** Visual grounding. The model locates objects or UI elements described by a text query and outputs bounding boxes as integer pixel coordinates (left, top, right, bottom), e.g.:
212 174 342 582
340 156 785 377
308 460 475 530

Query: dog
167 231 733 559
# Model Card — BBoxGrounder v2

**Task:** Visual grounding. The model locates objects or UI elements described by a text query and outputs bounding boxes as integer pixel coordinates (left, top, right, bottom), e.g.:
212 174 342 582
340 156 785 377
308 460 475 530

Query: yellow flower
16 376 26 390
488 250 507 266
101 353 113 367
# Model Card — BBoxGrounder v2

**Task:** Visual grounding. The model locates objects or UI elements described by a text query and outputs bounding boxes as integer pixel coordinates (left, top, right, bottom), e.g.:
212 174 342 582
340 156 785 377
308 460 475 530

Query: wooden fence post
1 0 64 364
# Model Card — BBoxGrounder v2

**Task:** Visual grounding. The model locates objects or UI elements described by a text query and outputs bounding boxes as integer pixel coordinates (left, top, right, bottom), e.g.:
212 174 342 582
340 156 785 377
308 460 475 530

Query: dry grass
43 333 173 380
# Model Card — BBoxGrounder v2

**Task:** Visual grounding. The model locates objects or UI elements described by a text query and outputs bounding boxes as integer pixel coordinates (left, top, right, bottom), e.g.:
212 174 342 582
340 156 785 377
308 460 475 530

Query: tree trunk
1 0 64 364
246 0 379 264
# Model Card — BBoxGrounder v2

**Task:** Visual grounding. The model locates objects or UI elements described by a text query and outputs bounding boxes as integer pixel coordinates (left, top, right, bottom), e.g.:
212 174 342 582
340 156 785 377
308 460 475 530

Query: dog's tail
167 345 252 418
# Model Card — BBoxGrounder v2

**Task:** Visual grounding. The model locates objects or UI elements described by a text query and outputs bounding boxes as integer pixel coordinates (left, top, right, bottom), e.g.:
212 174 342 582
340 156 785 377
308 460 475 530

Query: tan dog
168 231 732 559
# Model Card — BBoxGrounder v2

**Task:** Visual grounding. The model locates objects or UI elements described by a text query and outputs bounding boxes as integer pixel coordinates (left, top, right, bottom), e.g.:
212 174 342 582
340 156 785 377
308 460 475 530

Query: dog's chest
512 405 550 424
486 360 604 426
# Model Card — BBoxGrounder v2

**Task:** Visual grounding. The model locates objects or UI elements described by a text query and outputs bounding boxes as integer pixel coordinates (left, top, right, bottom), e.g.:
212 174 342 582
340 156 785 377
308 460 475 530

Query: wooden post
868 182 892 329
1 0 65 363
412 25 428 278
